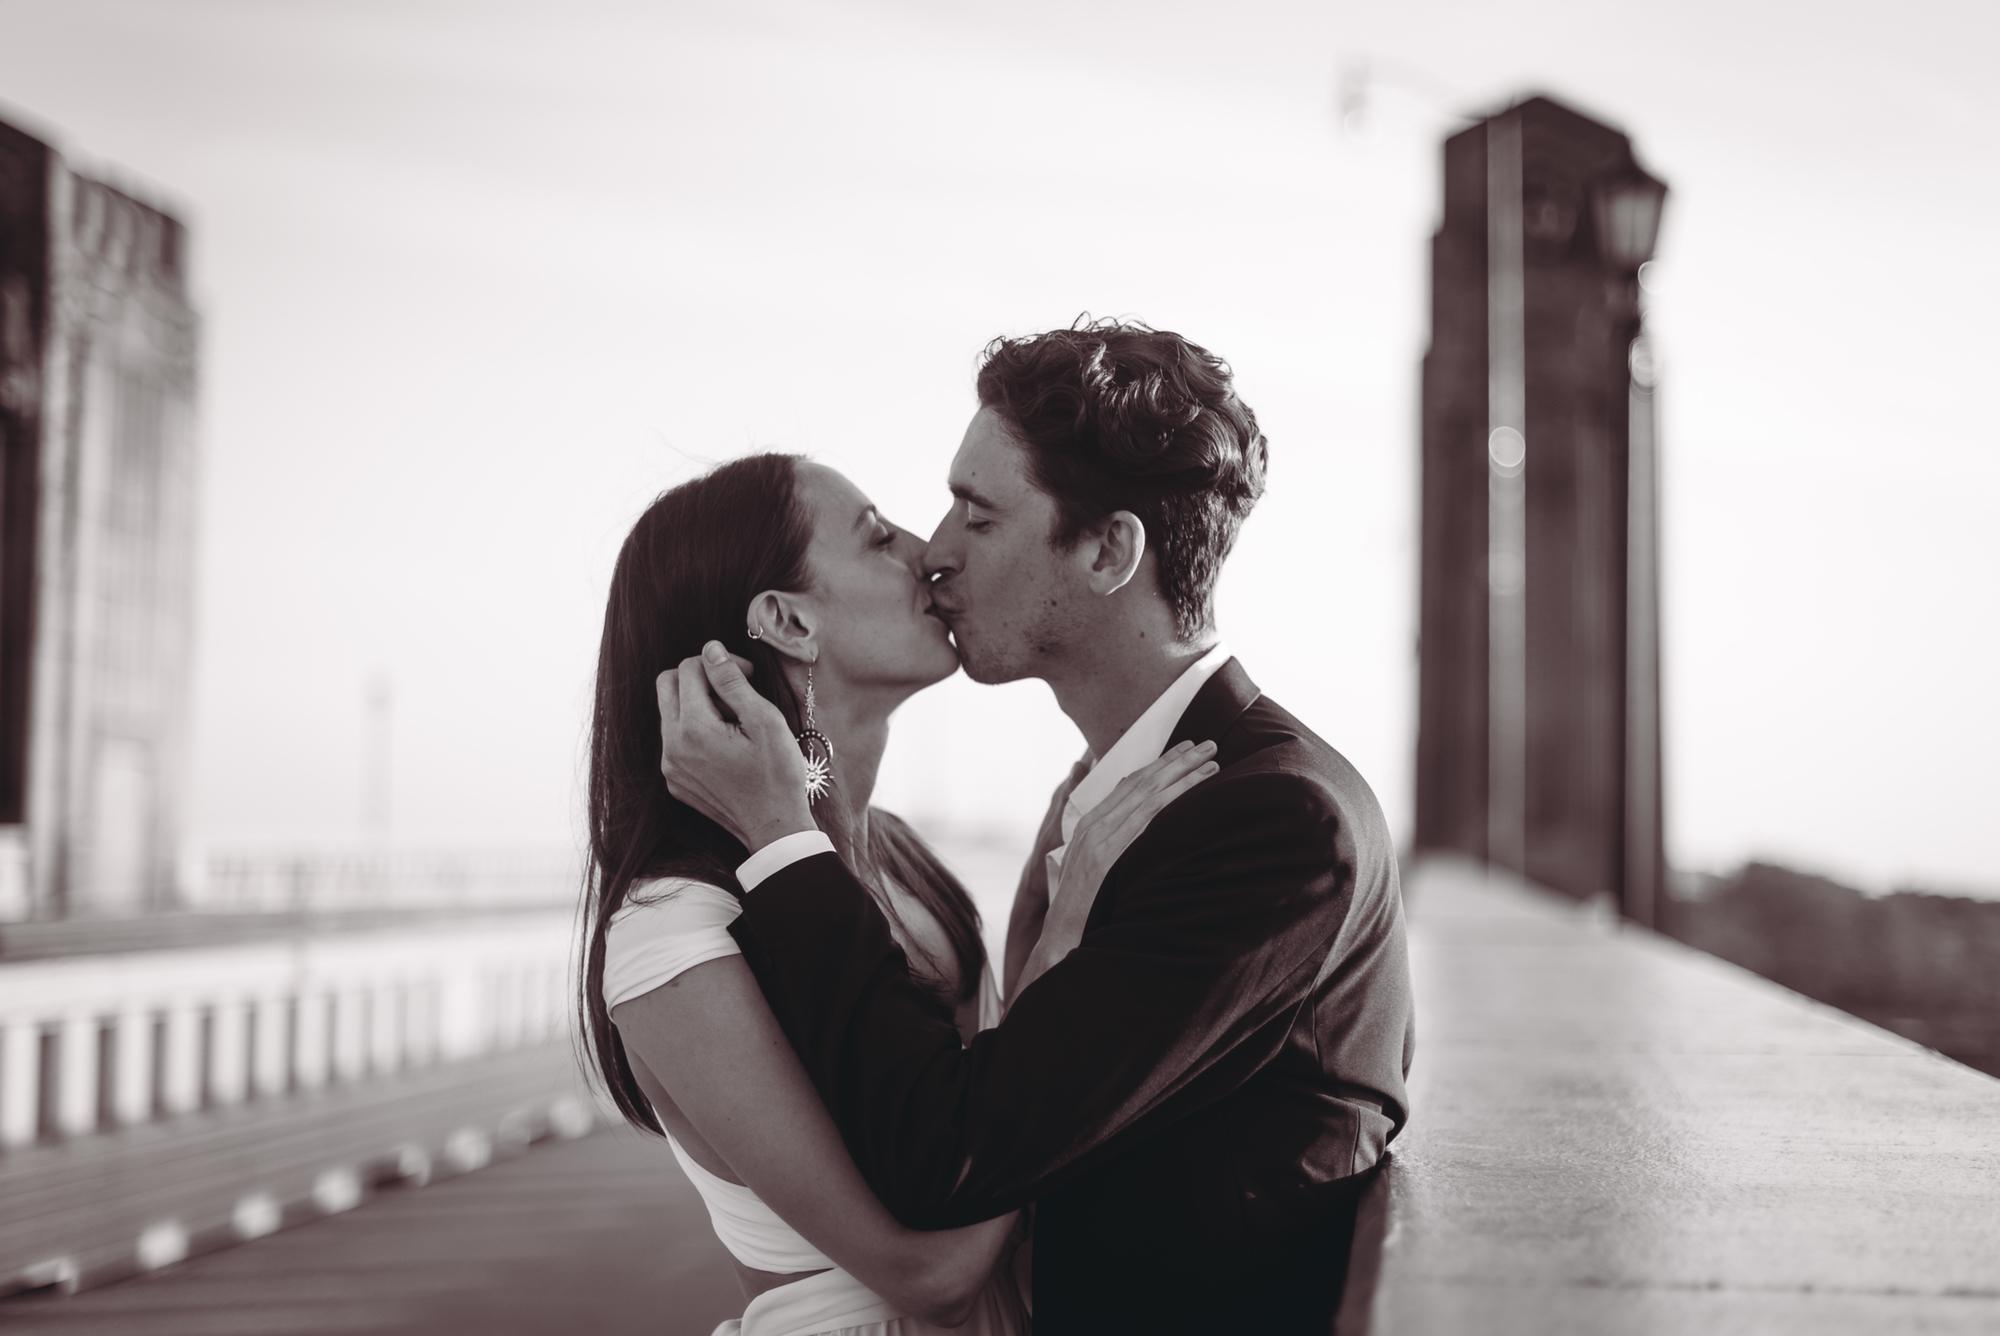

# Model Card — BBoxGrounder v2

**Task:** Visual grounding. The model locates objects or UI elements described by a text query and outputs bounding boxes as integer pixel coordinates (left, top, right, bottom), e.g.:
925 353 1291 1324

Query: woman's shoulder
603 877 744 1010
603 875 739 950
610 876 741 926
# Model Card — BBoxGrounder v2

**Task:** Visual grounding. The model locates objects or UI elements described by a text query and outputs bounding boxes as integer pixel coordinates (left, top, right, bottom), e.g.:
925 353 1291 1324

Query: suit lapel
1075 659 1261 933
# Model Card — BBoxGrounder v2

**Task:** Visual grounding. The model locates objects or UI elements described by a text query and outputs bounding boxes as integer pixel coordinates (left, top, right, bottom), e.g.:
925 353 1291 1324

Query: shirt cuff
736 830 836 891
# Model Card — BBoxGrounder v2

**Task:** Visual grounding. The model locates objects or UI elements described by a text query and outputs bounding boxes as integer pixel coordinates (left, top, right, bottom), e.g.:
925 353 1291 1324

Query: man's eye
965 515 991 533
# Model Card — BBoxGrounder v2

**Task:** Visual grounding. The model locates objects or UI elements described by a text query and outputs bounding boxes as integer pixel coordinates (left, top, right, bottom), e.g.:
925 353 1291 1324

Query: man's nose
921 516 957 580
893 528 931 573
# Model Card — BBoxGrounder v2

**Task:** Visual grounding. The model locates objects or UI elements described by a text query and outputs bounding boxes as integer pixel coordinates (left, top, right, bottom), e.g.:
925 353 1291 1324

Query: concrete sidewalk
0 1041 597 1299
1343 857 2000 1334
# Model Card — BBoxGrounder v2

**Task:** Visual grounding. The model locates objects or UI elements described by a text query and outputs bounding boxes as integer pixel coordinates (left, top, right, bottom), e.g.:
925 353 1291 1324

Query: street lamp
1591 169 1668 271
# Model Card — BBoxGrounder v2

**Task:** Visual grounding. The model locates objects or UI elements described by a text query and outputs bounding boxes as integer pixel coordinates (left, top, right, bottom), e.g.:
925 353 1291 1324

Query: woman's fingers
1097 740 1216 827
1123 757 1220 832
1101 741 1200 805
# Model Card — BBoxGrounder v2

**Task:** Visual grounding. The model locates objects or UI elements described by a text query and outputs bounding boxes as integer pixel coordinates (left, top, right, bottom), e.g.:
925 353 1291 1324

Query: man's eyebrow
949 482 1001 510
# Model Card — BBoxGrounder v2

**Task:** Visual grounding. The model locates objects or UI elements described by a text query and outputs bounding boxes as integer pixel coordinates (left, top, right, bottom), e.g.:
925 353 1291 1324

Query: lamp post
1592 167 1668 927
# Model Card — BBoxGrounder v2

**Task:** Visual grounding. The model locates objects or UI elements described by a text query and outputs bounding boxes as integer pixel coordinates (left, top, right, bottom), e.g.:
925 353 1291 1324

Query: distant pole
363 671 392 844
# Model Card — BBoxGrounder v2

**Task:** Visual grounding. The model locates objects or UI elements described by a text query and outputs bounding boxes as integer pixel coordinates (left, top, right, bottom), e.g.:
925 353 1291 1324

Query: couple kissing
578 316 1414 1335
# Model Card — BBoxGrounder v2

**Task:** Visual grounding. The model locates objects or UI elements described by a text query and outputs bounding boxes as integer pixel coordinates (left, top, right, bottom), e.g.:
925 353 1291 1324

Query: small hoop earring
795 663 834 803
747 626 763 641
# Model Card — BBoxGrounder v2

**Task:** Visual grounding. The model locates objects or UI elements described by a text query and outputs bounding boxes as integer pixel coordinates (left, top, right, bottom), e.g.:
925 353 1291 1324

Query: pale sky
2 0 1995 896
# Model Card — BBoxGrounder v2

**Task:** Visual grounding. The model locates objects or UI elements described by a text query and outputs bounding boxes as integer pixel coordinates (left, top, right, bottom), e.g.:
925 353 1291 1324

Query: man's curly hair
975 315 1268 641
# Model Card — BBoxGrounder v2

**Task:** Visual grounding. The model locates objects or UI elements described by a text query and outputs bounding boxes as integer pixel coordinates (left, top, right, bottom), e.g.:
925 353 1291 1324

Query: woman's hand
1015 740 1219 993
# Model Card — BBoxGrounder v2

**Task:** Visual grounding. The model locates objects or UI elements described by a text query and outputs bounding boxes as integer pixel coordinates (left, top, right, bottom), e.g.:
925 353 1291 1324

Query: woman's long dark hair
576 452 987 1136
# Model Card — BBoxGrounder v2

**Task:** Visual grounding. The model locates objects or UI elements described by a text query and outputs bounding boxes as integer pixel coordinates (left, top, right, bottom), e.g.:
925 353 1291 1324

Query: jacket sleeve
728 767 1360 1227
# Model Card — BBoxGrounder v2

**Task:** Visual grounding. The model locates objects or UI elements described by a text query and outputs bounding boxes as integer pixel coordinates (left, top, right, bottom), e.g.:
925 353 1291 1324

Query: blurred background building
0 118 200 922
0 113 579 1287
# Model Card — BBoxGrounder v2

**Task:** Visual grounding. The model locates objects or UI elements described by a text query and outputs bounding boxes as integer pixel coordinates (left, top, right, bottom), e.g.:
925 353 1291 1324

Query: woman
576 453 1205 1335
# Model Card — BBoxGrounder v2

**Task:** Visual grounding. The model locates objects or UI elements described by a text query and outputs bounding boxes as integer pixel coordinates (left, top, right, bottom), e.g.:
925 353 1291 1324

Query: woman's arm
610 953 1015 1324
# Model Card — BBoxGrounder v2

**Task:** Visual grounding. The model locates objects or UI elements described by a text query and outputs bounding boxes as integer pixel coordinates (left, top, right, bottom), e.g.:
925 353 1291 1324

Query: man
664 317 1413 1332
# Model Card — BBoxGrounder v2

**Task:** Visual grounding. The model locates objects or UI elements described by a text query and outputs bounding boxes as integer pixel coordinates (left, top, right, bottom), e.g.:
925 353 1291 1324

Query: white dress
604 879 1031 1336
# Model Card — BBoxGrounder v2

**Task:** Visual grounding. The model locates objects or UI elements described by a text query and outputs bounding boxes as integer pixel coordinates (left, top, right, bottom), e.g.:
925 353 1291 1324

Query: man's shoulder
1203 690 1395 860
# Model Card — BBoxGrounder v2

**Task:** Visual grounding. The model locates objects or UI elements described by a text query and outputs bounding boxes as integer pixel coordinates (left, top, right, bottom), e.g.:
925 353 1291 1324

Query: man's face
923 407 1087 684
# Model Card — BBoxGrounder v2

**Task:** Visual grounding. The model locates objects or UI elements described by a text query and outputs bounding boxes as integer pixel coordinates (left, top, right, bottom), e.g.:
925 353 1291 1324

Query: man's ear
746 590 820 663
1082 511 1147 597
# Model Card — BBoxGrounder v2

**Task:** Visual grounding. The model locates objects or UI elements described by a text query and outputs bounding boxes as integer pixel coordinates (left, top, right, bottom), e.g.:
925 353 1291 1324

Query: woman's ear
1083 510 1147 597
746 590 820 663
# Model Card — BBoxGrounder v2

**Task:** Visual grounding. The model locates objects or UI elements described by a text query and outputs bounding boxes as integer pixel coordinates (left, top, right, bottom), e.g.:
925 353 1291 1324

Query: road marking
444 1127 492 1172
232 1192 282 1240
392 1142 432 1184
18 1256 79 1296
312 1167 363 1214
136 1220 188 1271
549 1095 594 1139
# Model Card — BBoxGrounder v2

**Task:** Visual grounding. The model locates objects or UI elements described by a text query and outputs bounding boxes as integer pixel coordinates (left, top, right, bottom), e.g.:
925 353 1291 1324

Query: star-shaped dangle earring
795 662 835 803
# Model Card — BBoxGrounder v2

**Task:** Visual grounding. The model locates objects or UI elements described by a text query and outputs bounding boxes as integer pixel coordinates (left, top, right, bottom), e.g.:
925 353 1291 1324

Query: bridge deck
0 1041 603 1299
1344 856 2000 1333
6 856 1997 1332
0 1126 740 1336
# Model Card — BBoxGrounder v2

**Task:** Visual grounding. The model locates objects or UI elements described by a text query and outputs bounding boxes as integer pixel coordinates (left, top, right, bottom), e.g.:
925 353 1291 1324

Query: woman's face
791 460 959 699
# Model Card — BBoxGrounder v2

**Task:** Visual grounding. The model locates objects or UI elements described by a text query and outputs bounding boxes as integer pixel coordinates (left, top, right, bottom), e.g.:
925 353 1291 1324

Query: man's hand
656 642 817 852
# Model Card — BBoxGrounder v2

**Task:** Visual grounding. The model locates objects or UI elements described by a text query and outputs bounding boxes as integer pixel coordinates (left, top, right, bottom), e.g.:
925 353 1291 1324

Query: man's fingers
655 668 681 729
677 656 720 727
699 642 778 730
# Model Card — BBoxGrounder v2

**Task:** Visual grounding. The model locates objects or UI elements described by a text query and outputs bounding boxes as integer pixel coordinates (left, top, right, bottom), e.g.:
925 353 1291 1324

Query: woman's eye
872 528 896 549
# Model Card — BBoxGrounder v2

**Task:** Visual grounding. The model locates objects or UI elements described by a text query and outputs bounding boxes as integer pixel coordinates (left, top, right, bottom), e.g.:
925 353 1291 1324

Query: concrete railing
0 911 573 1151
190 847 580 914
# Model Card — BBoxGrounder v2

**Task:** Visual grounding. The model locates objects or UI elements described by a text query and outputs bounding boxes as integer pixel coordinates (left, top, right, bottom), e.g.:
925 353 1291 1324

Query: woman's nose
895 528 932 572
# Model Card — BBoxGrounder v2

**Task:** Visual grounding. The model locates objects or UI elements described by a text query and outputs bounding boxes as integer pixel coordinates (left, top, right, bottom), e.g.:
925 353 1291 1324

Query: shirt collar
1059 642 1233 848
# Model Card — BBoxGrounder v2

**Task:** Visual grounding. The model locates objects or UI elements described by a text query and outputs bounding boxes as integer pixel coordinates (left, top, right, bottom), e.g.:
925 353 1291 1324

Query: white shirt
734 643 1233 899
1043 641 1231 904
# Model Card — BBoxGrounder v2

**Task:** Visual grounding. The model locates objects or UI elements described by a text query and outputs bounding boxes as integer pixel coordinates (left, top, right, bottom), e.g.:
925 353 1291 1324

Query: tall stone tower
1415 95 1667 924
0 115 201 919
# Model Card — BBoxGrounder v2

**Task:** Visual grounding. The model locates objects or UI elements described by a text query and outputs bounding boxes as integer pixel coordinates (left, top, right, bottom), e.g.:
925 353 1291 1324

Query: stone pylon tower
0 115 200 919
1414 94 1667 924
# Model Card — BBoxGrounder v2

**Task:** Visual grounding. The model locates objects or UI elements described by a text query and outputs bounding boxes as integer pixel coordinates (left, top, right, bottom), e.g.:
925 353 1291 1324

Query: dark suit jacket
730 659 1415 1332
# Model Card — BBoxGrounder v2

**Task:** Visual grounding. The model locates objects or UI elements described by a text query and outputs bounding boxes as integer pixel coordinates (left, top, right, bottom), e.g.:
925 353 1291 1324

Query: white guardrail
191 848 583 914
0 910 576 1151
